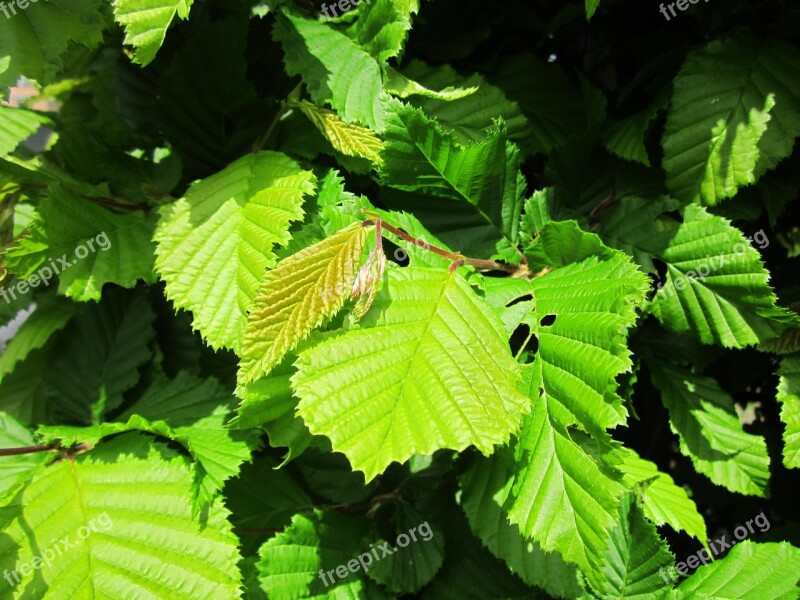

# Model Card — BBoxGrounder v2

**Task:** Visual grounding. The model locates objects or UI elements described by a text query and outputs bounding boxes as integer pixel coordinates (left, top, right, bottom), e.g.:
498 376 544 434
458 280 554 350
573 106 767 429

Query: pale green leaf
155 151 314 351
113 0 194 66
294 100 384 164
238 221 370 386
0 434 242 599
292 266 530 481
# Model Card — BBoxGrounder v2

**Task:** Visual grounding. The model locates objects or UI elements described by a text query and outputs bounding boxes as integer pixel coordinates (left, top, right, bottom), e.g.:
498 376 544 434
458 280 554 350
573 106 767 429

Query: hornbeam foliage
1 0 799 597
155 151 315 351
292 266 531 480
113 0 194 66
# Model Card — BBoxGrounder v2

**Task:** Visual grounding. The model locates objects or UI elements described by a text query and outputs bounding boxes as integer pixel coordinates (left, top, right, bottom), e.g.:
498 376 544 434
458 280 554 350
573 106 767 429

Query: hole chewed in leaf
540 314 557 327
506 294 533 308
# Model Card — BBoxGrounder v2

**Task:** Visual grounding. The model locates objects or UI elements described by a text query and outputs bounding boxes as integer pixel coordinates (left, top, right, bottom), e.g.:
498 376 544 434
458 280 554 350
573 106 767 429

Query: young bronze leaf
238 222 371 386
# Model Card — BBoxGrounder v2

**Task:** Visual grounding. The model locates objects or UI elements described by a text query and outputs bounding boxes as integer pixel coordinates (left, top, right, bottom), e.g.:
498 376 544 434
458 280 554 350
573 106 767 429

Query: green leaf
232 358 297 429
485 54 597 155
113 0 194 66
777 354 800 469
274 10 388 130
663 37 800 205
491 235 647 589
365 505 444 594
3 185 157 302
676 541 800 599
384 64 478 102
257 509 389 599
292 266 531 481
459 452 584 599
0 348 48 424
422 530 543 600
156 18 266 176
503 383 627 591
264 411 318 466
0 433 242 598
603 94 667 167
224 456 313 533
591 494 675 599
0 0 106 88
0 412 50 503
0 295 75 380
43 289 156 423
0 106 50 158
613 446 707 543
524 219 617 271
119 373 257 504
503 232 650 435
615 201 798 348
586 0 601 19
379 99 525 259
37 372 258 509
294 100 384 164
295 448 377 504
238 221 370 386
155 151 315 352
392 61 529 148
598 195 681 274
651 363 770 496
345 0 417 63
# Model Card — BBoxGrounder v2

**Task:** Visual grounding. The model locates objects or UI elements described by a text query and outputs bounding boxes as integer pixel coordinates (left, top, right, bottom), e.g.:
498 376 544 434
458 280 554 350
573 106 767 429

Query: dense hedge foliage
1 0 799 598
